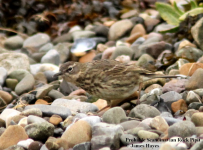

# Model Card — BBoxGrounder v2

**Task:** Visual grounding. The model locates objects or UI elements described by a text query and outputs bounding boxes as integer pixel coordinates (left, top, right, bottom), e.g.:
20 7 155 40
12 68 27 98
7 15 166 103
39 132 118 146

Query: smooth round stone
49 115 63 126
119 120 144 131
30 63 59 75
17 139 34 149
54 43 70 63
52 32 72 44
126 127 146 136
41 49 60 65
4 35 24 50
186 68 203 90
23 33 50 48
8 69 30 82
0 67 7 86
0 109 21 121
15 73 35 95
45 137 69 150
91 122 124 150
176 47 203 62
150 116 169 134
129 104 161 119
61 120 92 148
73 142 91 150
190 140 203 150
102 107 127 124
48 89 64 100
27 115 48 124
110 45 133 59
184 109 198 121
162 79 187 93
51 99 98 113
188 102 203 110
81 116 101 127
39 43 53 52
92 25 109 37
191 17 203 50
72 30 96 41
0 90 13 104
35 84 53 99
138 130 159 140
109 19 133 41
25 104 71 119
0 125 28 149
186 91 201 104
171 99 188 114
191 112 203 126
28 141 43 150
25 122 54 141
160 91 182 106
0 53 30 74
6 78 18 90
168 121 196 138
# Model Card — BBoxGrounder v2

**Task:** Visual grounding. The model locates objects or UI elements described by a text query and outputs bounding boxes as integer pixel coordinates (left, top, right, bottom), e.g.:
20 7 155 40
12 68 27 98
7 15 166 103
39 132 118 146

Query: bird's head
53 61 82 83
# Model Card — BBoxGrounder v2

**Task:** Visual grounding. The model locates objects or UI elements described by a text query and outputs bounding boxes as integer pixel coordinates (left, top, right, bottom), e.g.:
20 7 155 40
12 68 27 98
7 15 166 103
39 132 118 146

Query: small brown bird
54 59 178 105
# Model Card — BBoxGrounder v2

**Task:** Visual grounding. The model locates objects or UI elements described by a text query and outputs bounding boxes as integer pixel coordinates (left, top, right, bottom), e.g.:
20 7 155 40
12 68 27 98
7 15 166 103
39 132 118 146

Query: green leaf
156 2 181 26
190 0 198 9
174 1 184 15
179 7 203 21
159 26 179 33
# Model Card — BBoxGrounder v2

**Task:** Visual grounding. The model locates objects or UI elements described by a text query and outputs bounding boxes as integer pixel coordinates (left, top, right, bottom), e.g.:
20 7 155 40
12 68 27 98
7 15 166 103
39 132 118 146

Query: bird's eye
67 67 73 72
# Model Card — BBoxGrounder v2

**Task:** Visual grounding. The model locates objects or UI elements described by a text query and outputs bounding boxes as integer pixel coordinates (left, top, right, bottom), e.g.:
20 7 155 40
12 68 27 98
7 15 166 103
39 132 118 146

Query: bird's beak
53 72 62 78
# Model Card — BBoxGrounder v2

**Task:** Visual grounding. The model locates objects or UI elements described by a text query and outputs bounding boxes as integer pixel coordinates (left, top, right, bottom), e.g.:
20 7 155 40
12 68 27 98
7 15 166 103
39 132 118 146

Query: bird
53 59 179 106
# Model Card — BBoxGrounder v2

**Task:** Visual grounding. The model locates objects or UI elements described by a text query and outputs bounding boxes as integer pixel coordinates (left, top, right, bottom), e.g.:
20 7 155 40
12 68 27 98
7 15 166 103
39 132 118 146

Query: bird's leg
137 82 143 105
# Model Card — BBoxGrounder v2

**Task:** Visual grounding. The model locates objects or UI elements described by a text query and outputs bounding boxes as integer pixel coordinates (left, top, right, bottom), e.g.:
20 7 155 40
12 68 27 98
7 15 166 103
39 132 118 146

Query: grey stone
129 104 160 119
72 30 96 41
39 43 53 52
48 89 64 100
168 121 196 138
110 45 133 59
15 73 35 95
91 122 124 150
25 104 71 119
41 49 60 65
102 107 127 124
23 33 50 48
20 108 42 117
138 130 159 140
54 43 70 63
4 35 24 50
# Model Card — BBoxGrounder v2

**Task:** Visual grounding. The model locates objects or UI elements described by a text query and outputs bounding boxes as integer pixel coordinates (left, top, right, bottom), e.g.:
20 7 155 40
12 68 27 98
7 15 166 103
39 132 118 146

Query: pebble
0 90 13 104
81 116 101 127
137 130 159 140
108 19 133 41
28 141 43 150
129 104 161 119
168 121 196 138
0 109 21 121
39 43 53 52
41 49 60 65
102 107 127 124
91 122 123 150
186 68 203 90
4 35 24 50
27 115 48 124
54 43 70 63
15 73 35 95
191 112 203 126
171 99 187 114
30 63 59 75
73 142 91 150
0 125 28 149
49 115 63 126
5 78 18 90
0 53 30 74
61 120 92 148
51 99 98 113
25 122 54 141
35 84 53 99
8 69 30 82
25 104 71 119
23 33 50 48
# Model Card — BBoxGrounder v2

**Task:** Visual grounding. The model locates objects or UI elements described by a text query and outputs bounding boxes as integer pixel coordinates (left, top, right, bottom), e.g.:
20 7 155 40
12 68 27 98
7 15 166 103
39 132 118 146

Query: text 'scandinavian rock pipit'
54 59 178 105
